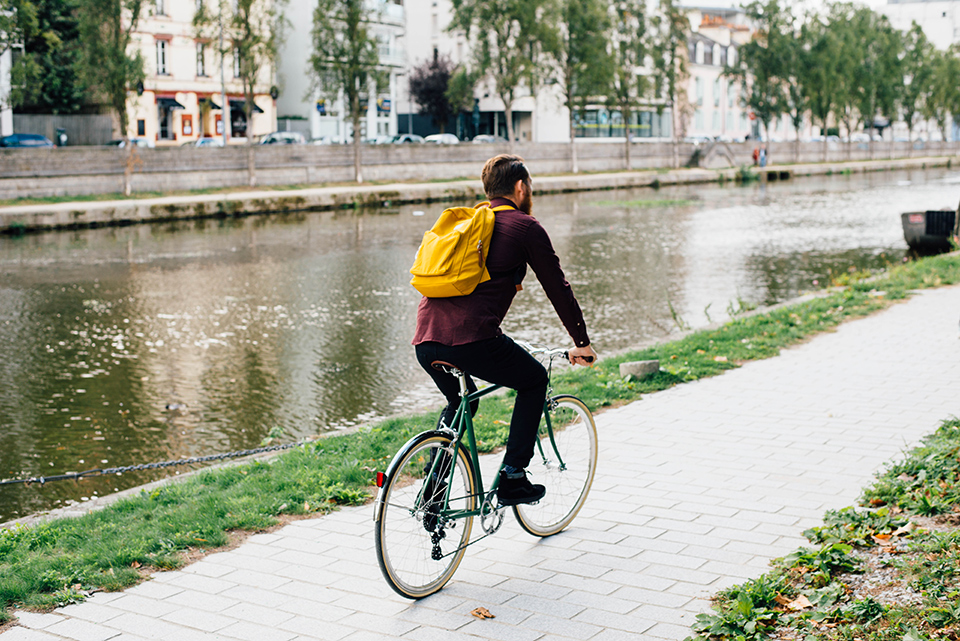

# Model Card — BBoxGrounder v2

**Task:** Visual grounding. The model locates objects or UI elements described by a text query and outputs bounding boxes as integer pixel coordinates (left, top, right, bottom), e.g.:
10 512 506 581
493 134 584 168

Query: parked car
471 134 507 144
259 131 306 145
310 136 342 145
391 134 424 144
0 133 54 148
181 137 225 147
424 133 460 145
105 138 155 148
364 135 394 145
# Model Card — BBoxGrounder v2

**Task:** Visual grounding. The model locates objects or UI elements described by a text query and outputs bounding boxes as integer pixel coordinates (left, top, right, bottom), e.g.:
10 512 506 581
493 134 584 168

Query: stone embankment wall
4 139 959 200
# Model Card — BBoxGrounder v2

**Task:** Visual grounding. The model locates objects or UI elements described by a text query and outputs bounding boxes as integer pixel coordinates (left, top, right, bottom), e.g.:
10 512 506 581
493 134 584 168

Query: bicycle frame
423 377 561 522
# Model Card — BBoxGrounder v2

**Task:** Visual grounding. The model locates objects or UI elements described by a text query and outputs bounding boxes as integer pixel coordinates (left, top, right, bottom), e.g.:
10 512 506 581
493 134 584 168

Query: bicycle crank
480 492 505 534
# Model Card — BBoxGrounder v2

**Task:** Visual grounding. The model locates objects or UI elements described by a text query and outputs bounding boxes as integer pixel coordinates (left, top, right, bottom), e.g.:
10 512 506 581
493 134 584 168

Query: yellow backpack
410 202 513 298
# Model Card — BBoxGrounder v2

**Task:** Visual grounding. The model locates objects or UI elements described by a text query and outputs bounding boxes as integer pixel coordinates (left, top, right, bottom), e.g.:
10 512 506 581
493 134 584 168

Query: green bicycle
373 343 598 599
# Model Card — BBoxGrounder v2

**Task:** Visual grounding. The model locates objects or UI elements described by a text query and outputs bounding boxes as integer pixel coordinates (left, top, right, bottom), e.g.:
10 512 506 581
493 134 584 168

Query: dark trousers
415 335 549 470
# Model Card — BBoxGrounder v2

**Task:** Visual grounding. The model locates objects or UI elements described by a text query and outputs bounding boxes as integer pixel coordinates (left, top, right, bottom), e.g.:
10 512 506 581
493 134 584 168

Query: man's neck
490 197 520 211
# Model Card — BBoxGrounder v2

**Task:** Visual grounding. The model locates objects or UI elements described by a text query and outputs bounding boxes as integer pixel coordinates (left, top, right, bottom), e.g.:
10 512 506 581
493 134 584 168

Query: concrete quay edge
1 155 955 234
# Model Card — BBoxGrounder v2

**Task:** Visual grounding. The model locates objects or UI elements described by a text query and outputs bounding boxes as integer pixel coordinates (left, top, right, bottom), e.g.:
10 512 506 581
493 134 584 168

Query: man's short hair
481 154 530 198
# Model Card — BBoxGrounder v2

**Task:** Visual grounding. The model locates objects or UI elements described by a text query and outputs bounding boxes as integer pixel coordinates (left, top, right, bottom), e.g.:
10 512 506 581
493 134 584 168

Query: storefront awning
157 97 186 110
229 99 264 114
199 97 222 110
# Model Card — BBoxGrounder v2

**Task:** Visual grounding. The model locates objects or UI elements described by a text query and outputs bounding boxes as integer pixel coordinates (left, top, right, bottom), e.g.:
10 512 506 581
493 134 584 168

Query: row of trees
729 0 960 161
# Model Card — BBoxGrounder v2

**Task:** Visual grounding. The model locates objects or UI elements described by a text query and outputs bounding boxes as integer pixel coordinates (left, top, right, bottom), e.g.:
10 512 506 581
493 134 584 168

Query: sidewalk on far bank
3 283 960 640
2 154 956 234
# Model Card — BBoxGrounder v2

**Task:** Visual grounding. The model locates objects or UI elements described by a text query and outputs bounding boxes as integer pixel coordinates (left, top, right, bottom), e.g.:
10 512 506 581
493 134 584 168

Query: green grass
2 252 960 620
688 417 960 641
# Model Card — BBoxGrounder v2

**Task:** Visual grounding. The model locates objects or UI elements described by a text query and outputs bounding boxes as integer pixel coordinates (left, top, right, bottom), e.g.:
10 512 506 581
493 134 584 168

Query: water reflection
1 167 957 521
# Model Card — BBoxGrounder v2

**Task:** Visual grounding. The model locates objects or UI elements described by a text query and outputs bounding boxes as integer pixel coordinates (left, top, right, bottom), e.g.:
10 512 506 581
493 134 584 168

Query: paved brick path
5 285 960 641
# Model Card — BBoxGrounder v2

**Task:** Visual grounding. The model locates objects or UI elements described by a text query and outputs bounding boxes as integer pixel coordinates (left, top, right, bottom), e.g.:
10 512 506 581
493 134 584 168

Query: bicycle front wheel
375 433 476 598
514 395 597 537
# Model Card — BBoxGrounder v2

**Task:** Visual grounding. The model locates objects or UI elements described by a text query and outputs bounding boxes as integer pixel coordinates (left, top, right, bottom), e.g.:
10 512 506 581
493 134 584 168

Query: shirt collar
490 197 519 211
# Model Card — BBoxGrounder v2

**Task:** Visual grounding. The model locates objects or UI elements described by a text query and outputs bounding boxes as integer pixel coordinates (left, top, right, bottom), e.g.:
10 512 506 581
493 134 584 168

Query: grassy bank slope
2 253 960 623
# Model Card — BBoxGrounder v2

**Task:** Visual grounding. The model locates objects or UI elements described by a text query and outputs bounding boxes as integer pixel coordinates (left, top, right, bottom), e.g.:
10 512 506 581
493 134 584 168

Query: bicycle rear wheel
375 433 476 598
514 395 597 537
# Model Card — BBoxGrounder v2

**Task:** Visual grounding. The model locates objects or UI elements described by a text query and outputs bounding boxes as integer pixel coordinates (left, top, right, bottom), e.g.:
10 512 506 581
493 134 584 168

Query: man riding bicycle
412 154 598 507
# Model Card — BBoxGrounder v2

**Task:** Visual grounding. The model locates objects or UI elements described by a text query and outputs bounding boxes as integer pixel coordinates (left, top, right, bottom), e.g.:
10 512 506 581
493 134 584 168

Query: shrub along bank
1 253 960 623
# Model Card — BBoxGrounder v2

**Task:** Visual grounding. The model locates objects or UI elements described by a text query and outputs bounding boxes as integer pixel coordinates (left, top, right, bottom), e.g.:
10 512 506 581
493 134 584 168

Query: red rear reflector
909 214 924 224
375 472 385 488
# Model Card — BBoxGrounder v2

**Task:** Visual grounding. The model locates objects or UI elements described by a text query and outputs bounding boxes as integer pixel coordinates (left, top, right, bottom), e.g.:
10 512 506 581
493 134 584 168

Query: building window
182 115 194 137
137 119 146 136
196 0 203 12
714 78 720 107
728 83 735 108
156 40 168 75
726 112 734 130
713 44 721 67
695 77 703 107
233 47 241 78
695 109 704 130
712 110 720 130
695 42 704 65
156 0 166 14
728 46 736 67
196 42 206 76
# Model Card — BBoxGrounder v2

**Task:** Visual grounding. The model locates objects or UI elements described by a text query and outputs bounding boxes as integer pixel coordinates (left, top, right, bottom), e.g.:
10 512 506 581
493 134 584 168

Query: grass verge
1 252 959 622
687 417 960 641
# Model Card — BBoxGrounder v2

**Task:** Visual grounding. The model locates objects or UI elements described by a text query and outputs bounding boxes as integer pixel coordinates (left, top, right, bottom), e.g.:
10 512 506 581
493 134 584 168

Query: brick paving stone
43 619 121 641
0 629 65 641
7 286 960 641
8 613 64 630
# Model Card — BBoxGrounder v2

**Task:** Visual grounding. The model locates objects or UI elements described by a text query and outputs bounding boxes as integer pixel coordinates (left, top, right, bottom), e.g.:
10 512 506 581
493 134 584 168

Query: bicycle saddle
431 360 463 375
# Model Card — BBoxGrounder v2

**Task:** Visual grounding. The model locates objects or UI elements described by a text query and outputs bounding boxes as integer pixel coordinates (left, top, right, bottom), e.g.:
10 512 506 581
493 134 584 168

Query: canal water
1 167 958 522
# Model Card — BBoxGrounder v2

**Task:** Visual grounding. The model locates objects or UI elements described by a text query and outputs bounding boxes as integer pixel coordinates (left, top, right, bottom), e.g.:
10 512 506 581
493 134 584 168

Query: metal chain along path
4 285 960 641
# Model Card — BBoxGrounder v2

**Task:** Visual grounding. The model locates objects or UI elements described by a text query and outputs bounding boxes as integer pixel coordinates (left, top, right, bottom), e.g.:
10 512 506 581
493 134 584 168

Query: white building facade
277 0 404 142
126 0 277 145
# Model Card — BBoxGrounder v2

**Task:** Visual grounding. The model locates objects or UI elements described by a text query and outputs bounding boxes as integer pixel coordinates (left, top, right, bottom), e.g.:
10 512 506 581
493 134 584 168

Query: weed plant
1 253 959 621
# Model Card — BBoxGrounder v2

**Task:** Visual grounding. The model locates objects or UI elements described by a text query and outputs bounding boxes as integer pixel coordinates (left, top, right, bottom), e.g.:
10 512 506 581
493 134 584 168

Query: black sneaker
497 469 545 506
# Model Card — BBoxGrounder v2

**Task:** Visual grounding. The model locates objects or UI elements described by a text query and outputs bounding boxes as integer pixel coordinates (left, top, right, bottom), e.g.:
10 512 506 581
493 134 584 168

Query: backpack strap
481 202 526 291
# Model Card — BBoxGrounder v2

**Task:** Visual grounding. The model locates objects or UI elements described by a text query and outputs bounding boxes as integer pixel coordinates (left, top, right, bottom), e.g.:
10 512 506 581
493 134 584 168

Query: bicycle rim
375 435 475 598
514 396 597 537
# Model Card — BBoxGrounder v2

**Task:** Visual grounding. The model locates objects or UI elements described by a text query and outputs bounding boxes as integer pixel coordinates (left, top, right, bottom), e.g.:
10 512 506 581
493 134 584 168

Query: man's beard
519 189 533 216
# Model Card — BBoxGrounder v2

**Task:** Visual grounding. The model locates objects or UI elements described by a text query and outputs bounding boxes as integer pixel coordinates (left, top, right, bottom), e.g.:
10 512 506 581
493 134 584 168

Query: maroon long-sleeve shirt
412 197 591 348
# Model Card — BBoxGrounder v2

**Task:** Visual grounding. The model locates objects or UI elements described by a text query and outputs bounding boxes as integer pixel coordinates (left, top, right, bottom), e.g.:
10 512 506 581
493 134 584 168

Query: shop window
158 104 174 140
182 115 194 137
137 119 146 136
215 114 224 135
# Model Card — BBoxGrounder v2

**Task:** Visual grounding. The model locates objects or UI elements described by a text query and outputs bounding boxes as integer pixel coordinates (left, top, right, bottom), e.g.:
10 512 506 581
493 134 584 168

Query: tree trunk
353 111 363 184
504 101 515 153
569 116 578 174
623 104 631 171
822 121 828 162
671 98 680 169
123 141 133 197
245 98 256 187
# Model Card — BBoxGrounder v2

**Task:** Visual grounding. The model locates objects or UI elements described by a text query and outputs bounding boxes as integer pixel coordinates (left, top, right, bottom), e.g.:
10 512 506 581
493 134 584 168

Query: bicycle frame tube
431 383 504 521
535 400 567 471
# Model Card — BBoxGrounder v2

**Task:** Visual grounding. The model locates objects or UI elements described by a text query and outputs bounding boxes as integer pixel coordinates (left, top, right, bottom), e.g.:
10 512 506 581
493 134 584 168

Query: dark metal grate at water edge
926 210 956 236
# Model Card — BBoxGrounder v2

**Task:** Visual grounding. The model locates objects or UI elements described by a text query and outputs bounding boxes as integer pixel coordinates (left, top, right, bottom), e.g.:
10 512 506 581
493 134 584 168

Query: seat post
458 371 469 398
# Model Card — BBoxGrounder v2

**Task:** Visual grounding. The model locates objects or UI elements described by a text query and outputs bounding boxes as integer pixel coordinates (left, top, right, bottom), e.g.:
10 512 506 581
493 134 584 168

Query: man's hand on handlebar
568 345 598 367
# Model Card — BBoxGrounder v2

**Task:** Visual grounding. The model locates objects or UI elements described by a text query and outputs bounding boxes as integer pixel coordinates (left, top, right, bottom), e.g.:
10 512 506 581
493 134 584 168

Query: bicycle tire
375 433 476 598
514 395 597 537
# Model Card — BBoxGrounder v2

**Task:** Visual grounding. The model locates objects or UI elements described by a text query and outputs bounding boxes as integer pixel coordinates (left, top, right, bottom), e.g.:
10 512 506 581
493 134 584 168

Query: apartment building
0 47 11 136
127 0 276 145
276 0 405 142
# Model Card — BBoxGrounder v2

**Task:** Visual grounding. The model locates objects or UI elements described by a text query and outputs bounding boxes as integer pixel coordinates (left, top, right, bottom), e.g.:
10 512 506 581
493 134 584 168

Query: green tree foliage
14 0 87 114
800 11 844 160
309 0 381 183
608 0 648 169
899 23 935 141
924 46 960 144
725 0 790 150
409 53 455 134
449 0 560 148
651 0 689 168
849 7 902 156
76 0 144 137
195 0 286 186
556 0 612 172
